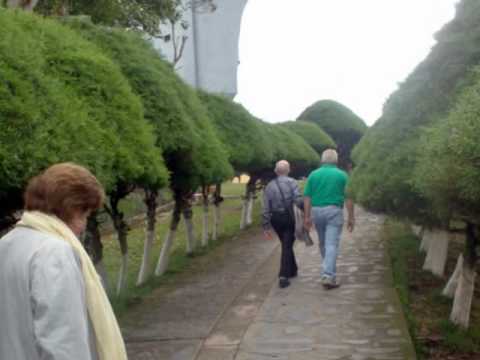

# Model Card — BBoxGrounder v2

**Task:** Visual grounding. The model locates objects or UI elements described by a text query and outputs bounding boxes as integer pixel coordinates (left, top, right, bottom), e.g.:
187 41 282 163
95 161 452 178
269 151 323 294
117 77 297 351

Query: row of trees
0 8 352 297
350 0 480 328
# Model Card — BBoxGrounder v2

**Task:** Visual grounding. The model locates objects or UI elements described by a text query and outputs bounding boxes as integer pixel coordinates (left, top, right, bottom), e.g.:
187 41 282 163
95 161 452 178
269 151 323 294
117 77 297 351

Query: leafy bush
0 9 167 226
67 19 232 190
280 120 336 155
199 92 274 175
414 66 480 223
350 0 480 221
298 100 366 168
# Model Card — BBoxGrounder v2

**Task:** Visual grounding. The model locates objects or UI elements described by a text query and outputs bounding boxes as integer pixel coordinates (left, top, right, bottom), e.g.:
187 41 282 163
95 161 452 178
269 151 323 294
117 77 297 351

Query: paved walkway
122 208 416 360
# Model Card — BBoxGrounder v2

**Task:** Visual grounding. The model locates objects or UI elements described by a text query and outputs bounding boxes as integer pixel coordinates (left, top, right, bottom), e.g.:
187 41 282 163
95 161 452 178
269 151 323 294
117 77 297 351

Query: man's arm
346 198 355 232
303 196 312 230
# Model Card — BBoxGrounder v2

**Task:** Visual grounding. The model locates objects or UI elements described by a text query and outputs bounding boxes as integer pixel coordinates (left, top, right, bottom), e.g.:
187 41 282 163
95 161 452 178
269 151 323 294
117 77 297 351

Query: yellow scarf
18 211 127 360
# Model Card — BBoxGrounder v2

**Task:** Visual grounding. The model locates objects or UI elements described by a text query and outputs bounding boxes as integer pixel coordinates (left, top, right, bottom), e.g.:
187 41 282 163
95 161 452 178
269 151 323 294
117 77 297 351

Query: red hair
24 163 105 223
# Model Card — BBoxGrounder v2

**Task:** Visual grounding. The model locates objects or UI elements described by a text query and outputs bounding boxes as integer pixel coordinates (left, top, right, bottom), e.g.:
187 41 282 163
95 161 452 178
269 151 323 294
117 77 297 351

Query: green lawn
101 182 261 316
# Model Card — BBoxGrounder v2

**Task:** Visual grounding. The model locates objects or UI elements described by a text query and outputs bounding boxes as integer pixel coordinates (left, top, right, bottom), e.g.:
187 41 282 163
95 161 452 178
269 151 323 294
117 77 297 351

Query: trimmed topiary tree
350 0 480 328
0 10 169 295
68 19 232 279
280 120 336 156
199 92 274 236
414 66 480 328
298 100 366 169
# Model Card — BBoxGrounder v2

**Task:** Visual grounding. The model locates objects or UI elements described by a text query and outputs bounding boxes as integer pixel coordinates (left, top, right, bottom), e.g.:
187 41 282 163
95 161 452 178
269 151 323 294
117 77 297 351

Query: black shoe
288 272 297 279
279 277 290 288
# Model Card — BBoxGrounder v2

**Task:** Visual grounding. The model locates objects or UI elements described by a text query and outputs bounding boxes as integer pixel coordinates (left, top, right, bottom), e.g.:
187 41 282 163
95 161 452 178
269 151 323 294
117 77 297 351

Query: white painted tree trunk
240 198 248 230
95 260 110 293
443 254 464 298
212 204 221 241
419 229 434 252
202 202 209 247
450 261 476 328
137 191 158 286
411 224 422 237
116 253 128 296
155 229 177 276
184 215 196 255
137 225 155 286
246 196 254 226
423 230 449 277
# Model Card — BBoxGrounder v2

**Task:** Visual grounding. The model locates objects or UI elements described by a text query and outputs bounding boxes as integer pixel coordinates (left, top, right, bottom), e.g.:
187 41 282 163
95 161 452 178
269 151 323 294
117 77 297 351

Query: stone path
122 208 416 360
235 209 416 360
122 227 281 360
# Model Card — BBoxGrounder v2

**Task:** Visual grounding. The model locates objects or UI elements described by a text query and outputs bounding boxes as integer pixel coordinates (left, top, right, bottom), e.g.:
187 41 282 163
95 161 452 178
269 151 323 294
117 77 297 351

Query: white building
154 0 248 98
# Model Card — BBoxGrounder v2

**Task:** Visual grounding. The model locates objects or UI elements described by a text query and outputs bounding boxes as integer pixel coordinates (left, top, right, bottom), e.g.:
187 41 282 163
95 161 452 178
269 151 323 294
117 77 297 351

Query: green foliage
0 9 167 216
34 0 177 36
298 100 366 167
350 0 480 221
414 67 480 223
198 92 274 174
268 124 320 178
67 19 232 190
280 120 336 155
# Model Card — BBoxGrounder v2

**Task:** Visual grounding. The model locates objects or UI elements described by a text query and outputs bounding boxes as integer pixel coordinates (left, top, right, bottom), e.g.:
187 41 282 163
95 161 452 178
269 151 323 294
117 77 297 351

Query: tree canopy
0 9 167 223
67 18 232 191
297 100 366 168
3 0 178 37
414 66 480 224
280 121 336 156
198 92 274 175
349 0 480 221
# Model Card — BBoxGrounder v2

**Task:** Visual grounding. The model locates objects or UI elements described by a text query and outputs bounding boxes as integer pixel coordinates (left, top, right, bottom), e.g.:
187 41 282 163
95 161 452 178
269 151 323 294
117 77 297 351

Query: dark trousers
271 212 297 278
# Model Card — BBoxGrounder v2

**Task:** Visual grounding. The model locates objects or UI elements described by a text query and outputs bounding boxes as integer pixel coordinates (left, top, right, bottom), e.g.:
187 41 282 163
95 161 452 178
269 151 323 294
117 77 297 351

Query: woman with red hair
0 163 127 360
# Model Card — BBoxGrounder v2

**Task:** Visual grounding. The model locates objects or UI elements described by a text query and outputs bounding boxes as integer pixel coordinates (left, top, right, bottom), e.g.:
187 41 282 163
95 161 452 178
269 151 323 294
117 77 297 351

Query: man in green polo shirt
304 149 355 289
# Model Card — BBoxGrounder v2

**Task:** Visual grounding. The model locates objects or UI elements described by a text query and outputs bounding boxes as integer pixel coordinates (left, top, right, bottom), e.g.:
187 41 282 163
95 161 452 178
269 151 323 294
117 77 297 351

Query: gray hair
321 149 338 164
274 160 290 176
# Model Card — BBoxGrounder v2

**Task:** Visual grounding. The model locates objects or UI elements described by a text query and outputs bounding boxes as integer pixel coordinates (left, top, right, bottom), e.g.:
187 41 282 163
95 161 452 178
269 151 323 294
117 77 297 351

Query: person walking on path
303 149 355 289
0 163 128 360
262 160 303 289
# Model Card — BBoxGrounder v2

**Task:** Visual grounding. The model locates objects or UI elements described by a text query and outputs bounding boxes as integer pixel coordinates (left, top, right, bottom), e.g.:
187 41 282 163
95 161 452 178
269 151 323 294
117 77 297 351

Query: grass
101 182 260 317
384 219 480 359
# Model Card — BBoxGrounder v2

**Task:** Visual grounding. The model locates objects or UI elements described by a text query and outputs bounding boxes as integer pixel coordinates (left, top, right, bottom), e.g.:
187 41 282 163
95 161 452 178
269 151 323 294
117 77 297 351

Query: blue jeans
312 206 344 280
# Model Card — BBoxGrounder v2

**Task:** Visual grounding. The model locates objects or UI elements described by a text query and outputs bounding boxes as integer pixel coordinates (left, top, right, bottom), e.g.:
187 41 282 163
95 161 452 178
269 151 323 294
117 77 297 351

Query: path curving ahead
122 208 416 360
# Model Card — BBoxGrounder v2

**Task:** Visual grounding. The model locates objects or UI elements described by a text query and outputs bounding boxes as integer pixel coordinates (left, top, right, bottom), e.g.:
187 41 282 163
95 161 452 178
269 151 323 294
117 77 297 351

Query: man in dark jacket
262 160 302 288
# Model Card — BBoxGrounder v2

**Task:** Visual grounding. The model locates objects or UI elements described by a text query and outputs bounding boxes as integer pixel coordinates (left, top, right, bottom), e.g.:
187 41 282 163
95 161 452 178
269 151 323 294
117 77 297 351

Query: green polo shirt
304 164 348 207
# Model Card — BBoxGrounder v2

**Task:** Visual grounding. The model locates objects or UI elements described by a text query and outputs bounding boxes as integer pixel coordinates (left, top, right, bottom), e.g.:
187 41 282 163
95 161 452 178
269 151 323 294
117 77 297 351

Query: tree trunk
105 188 132 297
443 254 463 298
450 222 478 328
84 212 110 292
423 229 449 277
419 229 433 252
451 264 476 328
246 195 254 226
183 206 196 255
137 189 158 286
240 196 248 230
155 201 182 276
411 224 423 237
241 177 257 229
212 183 223 241
201 185 209 247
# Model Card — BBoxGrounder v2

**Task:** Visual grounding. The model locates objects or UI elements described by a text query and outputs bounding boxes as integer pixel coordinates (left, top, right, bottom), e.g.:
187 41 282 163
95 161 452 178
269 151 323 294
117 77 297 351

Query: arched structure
155 0 248 98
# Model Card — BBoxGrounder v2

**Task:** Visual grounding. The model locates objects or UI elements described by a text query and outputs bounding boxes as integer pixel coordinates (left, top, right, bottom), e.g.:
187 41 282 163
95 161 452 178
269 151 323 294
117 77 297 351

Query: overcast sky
235 0 459 125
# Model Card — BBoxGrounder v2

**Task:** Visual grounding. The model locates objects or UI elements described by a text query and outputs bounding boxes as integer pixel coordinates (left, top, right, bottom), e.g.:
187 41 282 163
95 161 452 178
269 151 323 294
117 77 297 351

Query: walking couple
262 149 355 289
